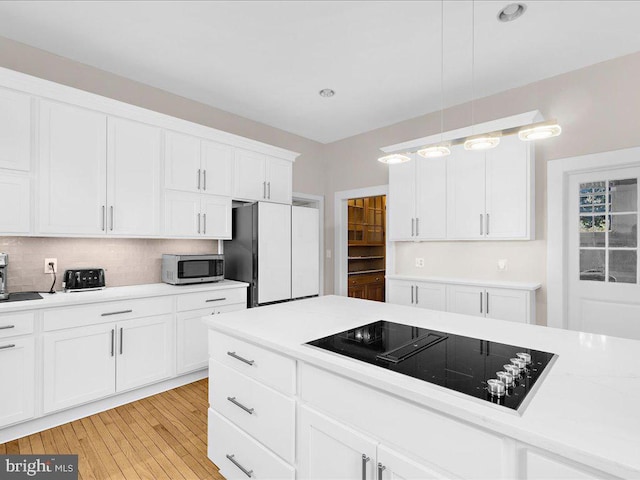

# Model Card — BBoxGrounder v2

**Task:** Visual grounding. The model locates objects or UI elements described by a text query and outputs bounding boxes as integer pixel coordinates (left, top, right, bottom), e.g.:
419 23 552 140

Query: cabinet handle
0 343 16 350
480 292 483 314
203 170 207 191
102 205 106 231
480 214 484 236
203 213 207 235
416 218 420 236
110 329 115 357
411 218 415 236
227 351 255 366
110 206 114 231
486 291 490 315
206 297 227 303
197 213 201 234
101 309 133 317
120 327 123 355
197 169 201 190
486 213 490 236
263 181 266 199
268 182 271 199
0 325 15 330
362 454 370 480
415 285 419 304
410 285 414 304
227 396 254 414
226 454 253 478
377 463 386 480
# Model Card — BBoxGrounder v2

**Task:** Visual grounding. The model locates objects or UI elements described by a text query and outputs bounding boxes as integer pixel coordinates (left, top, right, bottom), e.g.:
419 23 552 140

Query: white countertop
386 274 541 291
0 280 249 313
205 295 640 478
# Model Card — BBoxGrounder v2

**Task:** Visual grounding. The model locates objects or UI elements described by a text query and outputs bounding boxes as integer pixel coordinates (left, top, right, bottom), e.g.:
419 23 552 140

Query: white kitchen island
206 295 640 480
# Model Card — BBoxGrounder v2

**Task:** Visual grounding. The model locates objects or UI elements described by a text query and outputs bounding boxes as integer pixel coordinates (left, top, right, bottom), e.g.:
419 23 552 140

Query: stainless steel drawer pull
486 291 490 315
110 206 114 231
377 463 386 480
197 213 201 234
203 213 207 235
480 213 484 236
110 329 115 357
102 205 106 231
206 297 227 303
362 454 370 480
267 182 271 199
101 309 133 317
120 327 124 355
410 285 414 304
411 218 415 237
227 396 254 414
0 325 15 330
480 292 483 314
0 344 16 350
197 169 201 190
415 285 419 304
227 351 255 366
416 218 420 236
486 213 490 236
263 181 266 199
226 454 253 478
203 170 207 191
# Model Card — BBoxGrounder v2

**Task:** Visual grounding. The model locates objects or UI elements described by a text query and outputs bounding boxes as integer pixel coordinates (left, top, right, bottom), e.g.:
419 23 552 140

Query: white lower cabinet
0 337 35 428
387 279 446 311
518 448 615 480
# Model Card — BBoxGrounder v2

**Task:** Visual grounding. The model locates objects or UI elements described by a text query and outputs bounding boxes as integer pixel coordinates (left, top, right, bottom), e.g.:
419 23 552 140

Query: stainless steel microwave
162 254 224 285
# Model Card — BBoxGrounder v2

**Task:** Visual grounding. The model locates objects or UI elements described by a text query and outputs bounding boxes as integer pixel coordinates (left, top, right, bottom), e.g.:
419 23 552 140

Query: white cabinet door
447 148 486 240
201 195 232 239
520 448 610 480
378 445 448 480
416 157 447 239
177 307 216 374
266 156 292 204
292 206 320 298
163 190 201 237
485 288 530 324
201 140 233 197
0 88 30 171
0 337 35 428
298 405 377 480
258 202 291 304
485 136 532 239
116 314 173 392
43 323 116 413
387 280 414 306
234 149 266 201
388 160 416 241
446 284 485 318
414 282 447 311
38 101 107 234
107 117 161 236
164 131 201 193
0 172 30 234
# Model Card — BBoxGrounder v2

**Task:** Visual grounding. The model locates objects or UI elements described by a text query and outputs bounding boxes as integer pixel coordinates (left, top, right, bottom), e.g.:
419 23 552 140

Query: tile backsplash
0 237 218 293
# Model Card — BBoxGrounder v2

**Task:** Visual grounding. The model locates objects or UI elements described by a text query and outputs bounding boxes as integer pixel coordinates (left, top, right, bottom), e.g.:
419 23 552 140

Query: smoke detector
497 3 526 22
319 88 335 98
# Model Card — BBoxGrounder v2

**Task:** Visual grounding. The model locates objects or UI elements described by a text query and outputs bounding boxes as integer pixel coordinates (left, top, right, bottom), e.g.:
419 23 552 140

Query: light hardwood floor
0 379 224 480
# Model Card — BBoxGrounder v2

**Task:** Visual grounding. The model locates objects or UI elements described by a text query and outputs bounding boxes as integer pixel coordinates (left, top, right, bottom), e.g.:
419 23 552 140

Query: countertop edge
386 274 542 291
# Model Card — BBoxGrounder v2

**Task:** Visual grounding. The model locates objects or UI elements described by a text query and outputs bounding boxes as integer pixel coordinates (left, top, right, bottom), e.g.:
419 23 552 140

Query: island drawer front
349 273 384 286
209 359 295 463
519 448 615 480
209 331 296 396
300 363 505 480
0 311 35 339
208 408 295 480
177 288 246 312
43 297 173 331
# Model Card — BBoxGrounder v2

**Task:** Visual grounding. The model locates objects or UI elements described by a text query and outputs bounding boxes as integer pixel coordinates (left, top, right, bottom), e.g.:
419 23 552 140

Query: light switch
498 259 508 271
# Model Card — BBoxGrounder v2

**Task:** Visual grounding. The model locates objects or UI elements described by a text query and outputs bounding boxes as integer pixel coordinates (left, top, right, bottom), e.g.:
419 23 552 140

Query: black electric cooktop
306 320 557 412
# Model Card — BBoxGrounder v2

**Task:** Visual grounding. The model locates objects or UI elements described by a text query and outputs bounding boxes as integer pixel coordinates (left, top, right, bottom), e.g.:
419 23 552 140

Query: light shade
518 123 562 141
464 136 500 151
417 145 451 158
378 153 411 164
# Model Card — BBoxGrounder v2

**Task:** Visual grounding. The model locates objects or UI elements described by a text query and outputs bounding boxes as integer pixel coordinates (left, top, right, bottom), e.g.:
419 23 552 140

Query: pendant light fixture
377 153 411 164
418 0 450 159
518 121 562 141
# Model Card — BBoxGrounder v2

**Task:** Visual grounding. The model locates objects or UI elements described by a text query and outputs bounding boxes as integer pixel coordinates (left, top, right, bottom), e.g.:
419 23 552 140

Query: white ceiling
0 1 639 143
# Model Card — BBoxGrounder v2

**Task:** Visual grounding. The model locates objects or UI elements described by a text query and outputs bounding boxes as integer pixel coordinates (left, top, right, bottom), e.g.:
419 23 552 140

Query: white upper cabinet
388 155 446 241
0 88 31 172
201 195 232 239
447 147 486 240
0 172 30 234
164 131 234 197
107 117 161 236
38 101 107 235
234 149 292 204
163 190 231 239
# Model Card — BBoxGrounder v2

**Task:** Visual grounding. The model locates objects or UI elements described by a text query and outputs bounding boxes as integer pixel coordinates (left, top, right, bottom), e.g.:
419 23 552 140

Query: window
579 178 638 283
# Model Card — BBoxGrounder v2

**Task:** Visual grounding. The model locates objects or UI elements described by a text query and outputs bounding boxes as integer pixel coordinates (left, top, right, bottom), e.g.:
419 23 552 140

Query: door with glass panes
568 167 640 340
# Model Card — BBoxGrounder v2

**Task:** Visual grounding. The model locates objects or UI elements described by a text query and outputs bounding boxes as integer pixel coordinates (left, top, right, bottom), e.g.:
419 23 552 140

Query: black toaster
62 268 106 292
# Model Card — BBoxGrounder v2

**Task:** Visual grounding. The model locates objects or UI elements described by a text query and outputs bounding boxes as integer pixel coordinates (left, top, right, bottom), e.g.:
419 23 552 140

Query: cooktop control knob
510 358 527 372
487 379 506 397
516 352 532 365
504 364 520 377
496 371 515 387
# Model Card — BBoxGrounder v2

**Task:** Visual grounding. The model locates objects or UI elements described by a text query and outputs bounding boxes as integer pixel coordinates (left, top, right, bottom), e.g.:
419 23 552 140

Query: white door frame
334 185 391 296
547 146 640 328
293 191 325 296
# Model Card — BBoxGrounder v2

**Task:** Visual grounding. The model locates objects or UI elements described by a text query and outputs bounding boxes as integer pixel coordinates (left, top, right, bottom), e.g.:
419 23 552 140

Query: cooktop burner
306 320 557 412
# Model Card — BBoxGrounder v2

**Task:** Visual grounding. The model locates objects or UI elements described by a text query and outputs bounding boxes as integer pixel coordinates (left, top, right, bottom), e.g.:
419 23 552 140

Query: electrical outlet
415 257 425 268
44 258 58 274
498 259 508 271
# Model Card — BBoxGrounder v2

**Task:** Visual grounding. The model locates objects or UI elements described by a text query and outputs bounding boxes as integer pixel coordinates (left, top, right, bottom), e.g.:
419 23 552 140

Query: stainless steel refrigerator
224 202 292 307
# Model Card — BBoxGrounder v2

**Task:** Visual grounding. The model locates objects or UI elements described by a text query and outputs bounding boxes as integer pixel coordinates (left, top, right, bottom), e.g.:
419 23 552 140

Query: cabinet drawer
209 331 295 395
43 297 173 331
520 448 614 480
208 408 294 480
0 311 35 339
349 273 384 286
209 359 295 463
300 363 505 479
177 287 246 312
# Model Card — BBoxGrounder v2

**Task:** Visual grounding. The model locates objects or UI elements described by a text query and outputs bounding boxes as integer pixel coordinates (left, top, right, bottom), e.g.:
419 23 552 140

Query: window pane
580 181 606 194
580 216 606 247
609 214 638 247
580 249 606 281
609 250 637 284
610 178 637 213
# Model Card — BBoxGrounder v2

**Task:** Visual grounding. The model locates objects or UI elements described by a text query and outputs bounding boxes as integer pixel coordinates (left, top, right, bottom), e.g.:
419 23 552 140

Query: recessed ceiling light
377 153 411 164
464 135 501 151
417 146 451 158
497 3 526 22
319 88 335 98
